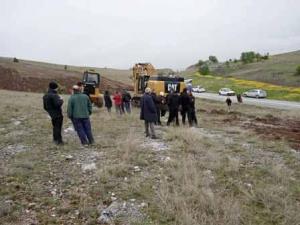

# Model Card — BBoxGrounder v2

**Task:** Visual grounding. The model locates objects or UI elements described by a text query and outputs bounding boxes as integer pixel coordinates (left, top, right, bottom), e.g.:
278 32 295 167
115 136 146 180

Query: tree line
196 51 270 75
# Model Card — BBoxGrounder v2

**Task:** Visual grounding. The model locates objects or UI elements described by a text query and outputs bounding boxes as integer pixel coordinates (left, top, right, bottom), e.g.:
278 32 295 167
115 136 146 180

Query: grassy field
211 50 300 87
188 72 300 101
0 90 299 225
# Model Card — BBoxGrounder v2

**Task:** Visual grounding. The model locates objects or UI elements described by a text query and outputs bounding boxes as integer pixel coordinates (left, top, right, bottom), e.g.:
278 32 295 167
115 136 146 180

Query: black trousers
167 108 179 126
181 108 192 125
51 116 63 144
190 109 198 125
156 107 161 124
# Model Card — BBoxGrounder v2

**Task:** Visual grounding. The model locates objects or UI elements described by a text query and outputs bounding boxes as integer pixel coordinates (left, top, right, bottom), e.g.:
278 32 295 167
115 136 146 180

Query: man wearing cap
140 87 157 139
67 85 94 145
43 81 64 145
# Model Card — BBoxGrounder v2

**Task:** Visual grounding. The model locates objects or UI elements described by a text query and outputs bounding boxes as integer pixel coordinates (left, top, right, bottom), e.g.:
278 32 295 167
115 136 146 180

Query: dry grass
0 89 299 225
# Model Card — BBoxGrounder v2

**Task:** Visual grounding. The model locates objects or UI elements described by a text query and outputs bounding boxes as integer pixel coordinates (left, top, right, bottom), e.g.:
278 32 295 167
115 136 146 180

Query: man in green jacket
67 85 94 145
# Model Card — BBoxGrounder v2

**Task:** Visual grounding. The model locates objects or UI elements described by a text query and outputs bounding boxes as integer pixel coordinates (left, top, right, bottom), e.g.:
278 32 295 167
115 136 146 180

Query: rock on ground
98 201 144 225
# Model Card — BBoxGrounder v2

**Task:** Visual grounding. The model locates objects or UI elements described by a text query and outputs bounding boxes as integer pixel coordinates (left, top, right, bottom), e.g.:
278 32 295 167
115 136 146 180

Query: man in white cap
67 85 94 145
140 87 157 139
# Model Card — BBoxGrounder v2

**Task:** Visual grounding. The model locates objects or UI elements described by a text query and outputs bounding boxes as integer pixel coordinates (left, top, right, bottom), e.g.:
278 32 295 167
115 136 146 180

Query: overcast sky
1 0 300 69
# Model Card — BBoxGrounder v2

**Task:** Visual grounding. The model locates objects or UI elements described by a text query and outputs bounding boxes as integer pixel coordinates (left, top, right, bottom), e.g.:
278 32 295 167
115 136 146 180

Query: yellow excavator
82 70 103 107
132 63 186 106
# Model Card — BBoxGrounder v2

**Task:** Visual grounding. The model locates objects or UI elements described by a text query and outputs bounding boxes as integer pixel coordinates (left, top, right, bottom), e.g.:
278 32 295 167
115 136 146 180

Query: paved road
193 92 300 110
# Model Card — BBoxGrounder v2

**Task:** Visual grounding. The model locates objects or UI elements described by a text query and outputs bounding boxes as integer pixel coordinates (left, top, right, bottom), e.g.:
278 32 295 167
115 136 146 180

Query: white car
192 85 206 93
218 88 235 96
243 89 267 98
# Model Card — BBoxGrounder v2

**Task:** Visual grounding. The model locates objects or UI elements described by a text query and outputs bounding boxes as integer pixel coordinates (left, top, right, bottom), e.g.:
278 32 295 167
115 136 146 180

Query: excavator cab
137 75 150 93
132 63 186 106
82 70 103 107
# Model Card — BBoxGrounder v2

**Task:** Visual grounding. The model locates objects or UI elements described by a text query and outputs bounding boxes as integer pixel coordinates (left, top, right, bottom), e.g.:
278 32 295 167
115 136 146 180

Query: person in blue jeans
67 85 94 145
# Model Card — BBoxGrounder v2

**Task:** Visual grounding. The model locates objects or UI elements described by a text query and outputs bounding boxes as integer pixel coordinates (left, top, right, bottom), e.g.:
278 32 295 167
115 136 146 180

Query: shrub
197 60 205 67
13 57 19 63
199 64 210 75
295 65 300 76
262 53 269 60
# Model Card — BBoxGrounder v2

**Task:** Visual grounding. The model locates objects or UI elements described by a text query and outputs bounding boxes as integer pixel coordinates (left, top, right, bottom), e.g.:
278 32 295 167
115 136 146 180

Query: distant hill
0 57 133 93
185 50 300 87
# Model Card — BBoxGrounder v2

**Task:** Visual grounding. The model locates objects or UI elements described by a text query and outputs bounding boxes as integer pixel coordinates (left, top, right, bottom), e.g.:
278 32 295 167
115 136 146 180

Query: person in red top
113 91 123 115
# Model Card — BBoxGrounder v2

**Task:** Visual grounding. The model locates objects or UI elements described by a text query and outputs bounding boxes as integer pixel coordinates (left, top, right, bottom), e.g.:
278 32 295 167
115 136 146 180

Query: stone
65 155 74 160
98 201 144 225
64 126 74 133
13 120 21 126
134 166 141 172
82 163 97 172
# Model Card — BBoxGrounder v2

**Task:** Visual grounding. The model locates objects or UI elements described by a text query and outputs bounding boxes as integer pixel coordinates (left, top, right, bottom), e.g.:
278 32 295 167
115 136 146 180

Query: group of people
140 87 198 139
43 82 94 146
43 81 198 145
104 89 132 115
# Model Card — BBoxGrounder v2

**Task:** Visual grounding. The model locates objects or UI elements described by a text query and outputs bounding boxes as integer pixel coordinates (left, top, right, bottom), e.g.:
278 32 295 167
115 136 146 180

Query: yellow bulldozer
82 70 103 107
132 63 186 106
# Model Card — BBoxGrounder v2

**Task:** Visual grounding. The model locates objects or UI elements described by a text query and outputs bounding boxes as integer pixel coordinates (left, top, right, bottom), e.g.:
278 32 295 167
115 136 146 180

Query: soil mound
0 65 132 93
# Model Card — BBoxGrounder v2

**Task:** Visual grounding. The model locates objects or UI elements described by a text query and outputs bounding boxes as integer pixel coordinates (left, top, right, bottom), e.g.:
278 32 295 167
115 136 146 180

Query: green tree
208 55 218 63
197 60 205 67
13 57 19 63
240 51 256 64
199 64 210 75
255 53 262 61
296 65 300 76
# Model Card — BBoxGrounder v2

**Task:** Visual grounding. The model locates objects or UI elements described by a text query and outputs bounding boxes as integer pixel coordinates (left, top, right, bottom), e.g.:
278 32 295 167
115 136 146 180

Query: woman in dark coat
140 87 158 139
104 90 112 113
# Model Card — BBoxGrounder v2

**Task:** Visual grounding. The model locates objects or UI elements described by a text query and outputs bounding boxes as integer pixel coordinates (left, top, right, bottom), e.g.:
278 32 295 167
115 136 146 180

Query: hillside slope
0 57 133 93
185 50 300 87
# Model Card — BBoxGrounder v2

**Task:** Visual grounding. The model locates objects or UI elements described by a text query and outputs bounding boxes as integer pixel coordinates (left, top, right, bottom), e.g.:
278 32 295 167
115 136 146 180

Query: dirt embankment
0 65 133 93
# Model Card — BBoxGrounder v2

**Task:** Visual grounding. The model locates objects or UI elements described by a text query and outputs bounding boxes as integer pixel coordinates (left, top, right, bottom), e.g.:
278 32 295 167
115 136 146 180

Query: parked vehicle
218 88 235 96
243 89 267 98
192 85 206 93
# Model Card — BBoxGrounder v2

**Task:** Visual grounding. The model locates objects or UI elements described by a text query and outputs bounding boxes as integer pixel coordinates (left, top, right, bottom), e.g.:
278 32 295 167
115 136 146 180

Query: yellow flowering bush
193 73 300 101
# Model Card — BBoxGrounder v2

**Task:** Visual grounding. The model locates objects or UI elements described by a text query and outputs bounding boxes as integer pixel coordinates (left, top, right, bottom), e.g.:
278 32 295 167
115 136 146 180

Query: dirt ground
202 108 300 150
0 61 133 94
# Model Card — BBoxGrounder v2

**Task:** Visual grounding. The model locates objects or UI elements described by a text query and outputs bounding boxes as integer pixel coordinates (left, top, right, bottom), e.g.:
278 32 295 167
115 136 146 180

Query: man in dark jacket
167 90 180 126
43 81 64 145
122 89 132 114
151 90 161 125
140 87 157 139
188 91 198 126
67 85 94 145
180 88 192 126
104 90 112 113
226 97 232 112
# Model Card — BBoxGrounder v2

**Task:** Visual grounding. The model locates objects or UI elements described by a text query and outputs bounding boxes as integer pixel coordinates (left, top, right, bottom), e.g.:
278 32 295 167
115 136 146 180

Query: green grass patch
191 73 300 101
